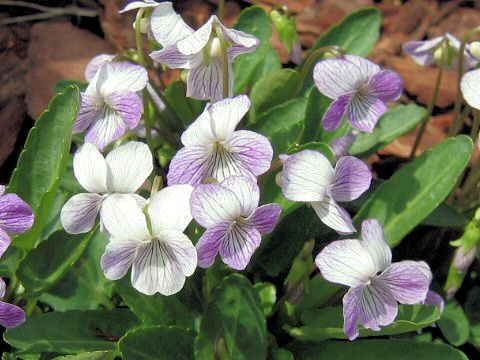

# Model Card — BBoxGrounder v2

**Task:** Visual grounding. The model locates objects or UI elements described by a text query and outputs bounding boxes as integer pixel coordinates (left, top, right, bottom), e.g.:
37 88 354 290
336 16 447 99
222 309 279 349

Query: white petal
461 69 480 111
176 16 214 56
344 55 381 82
85 54 114 82
100 194 150 240
119 0 160 13
147 184 194 234
220 176 259 216
315 238 376 287
208 95 250 140
311 197 356 234
180 105 218 146
73 143 108 193
150 2 194 46
281 150 334 202
101 237 142 280
60 193 103 234
131 230 197 296
105 141 153 193
361 219 391 272
96 62 148 96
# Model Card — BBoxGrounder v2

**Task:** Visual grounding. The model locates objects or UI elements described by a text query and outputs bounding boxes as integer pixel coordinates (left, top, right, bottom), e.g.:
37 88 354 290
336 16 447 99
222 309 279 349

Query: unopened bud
433 46 444 64
453 245 477 273
179 69 189 83
470 41 480 60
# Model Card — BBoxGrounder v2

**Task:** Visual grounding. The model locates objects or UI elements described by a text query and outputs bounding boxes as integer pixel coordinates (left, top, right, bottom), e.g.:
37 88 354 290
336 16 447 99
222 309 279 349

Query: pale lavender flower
461 68 480 111
316 219 432 340
149 2 259 100
453 244 477 273
100 185 196 296
313 55 403 133
424 290 444 313
84 54 115 82
167 95 273 186
0 277 25 328
60 142 152 234
0 185 34 257
403 33 478 70
74 61 148 150
191 176 281 270
281 150 371 234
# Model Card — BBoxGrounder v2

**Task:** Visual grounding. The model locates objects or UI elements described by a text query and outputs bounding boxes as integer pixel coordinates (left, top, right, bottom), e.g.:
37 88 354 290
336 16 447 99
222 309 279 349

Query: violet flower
316 219 432 340
149 2 259 101
100 185 196 296
167 95 273 186
0 185 34 257
84 54 115 82
281 150 371 234
403 33 478 70
61 142 152 234
0 277 25 328
74 61 148 150
313 55 403 133
191 176 281 270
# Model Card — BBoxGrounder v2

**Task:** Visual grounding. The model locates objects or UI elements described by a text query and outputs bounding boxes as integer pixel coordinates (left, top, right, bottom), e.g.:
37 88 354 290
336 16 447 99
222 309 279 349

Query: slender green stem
135 8 147 66
458 160 480 207
294 46 343 96
143 89 154 151
409 41 448 160
215 24 230 99
471 109 480 143
25 297 38 317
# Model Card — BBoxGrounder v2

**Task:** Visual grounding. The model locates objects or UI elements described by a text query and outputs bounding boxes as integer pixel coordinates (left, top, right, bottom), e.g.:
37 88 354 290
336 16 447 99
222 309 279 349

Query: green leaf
350 104 427 156
8 85 80 249
249 69 300 121
300 88 332 144
286 305 441 341
293 274 342 314
268 348 294 360
120 326 195 360
53 80 87 94
162 80 204 130
196 274 267 360
438 299 470 346
4 309 140 354
289 339 468 360
233 6 281 93
53 351 115 360
17 228 97 296
298 8 381 93
115 276 193 328
465 286 480 347
252 97 307 155
253 282 276 317
422 203 466 227
354 136 473 247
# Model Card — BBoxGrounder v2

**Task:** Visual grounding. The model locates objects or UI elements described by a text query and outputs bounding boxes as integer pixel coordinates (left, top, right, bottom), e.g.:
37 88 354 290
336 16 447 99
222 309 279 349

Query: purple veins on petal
330 156 372 202
0 278 25 329
322 93 353 132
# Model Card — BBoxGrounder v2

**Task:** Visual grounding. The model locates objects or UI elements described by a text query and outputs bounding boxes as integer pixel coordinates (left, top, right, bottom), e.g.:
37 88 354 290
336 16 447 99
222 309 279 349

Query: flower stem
135 8 147 67
215 23 230 99
471 109 480 143
143 89 154 150
409 40 448 160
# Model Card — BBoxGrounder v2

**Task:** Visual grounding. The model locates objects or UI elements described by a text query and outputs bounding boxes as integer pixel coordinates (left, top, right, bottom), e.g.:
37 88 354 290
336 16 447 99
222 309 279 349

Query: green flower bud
269 7 300 59
470 41 480 60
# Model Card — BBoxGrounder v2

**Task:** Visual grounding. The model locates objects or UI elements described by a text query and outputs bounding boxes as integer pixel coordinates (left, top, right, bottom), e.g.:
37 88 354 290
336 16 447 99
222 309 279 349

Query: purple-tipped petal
402 37 443 67
358 279 398 331
311 197 356 234
246 204 282 235
74 94 100 134
101 237 141 280
379 260 432 304
346 93 387 133
425 290 444 312
60 193 103 234
0 230 10 259
84 105 127 151
221 23 259 58
167 145 210 186
220 176 260 216
196 221 231 268
322 93 353 131
0 194 34 234
360 219 392 273
330 133 357 161
0 301 25 329
219 224 261 270
368 70 403 102
330 156 371 202
150 44 198 69
226 130 273 178
105 91 143 130
343 284 363 340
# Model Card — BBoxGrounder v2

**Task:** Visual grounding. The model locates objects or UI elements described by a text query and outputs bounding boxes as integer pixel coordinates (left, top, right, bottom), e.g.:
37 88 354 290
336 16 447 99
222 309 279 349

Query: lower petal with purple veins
346 93 387 133
101 237 141 280
368 70 403 102
84 106 127 151
322 92 353 131
0 301 25 329
246 204 282 235
343 284 363 340
196 221 231 268
0 193 34 234
186 58 232 101
74 93 100 134
358 279 398 331
167 145 211 186
105 91 143 130
219 224 261 270
330 156 372 202
60 193 103 235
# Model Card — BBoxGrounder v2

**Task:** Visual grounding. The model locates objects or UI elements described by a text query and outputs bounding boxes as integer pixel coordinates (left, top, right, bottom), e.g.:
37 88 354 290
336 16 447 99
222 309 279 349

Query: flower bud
453 245 477 273
470 41 480 60
269 7 301 64
179 69 189 83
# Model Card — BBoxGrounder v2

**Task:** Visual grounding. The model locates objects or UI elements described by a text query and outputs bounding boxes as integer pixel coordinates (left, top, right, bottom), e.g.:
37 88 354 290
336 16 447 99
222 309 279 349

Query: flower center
209 37 222 58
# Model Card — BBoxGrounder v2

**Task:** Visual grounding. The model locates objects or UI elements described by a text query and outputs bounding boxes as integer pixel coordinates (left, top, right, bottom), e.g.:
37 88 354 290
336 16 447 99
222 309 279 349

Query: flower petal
104 91 143 130
0 301 25 329
196 221 230 268
85 54 114 82
101 237 142 280
358 280 398 331
379 260 432 304
220 176 259 216
0 194 34 234
131 230 197 296
186 58 232 101
346 92 387 133
330 132 357 161
312 197 355 234
150 45 198 69
343 55 381 81
281 150 334 202
74 93 100 134
60 193 103 234
219 224 261 270
221 22 259 56
424 290 444 312
0 229 10 258
100 194 150 240
322 92 353 131
360 219 392 273
225 130 273 177
402 37 443 67
96 62 148 96
84 106 127 151
315 238 376 287
148 184 194 234
246 203 282 235
167 145 211 186
0 186 4 196
330 156 371 202
343 284 363 340
461 68 480 111
149 1 194 46
0 277 5 298
73 143 108 193
177 16 214 56
119 0 160 12
105 141 153 193
368 70 403 102
190 183 242 228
